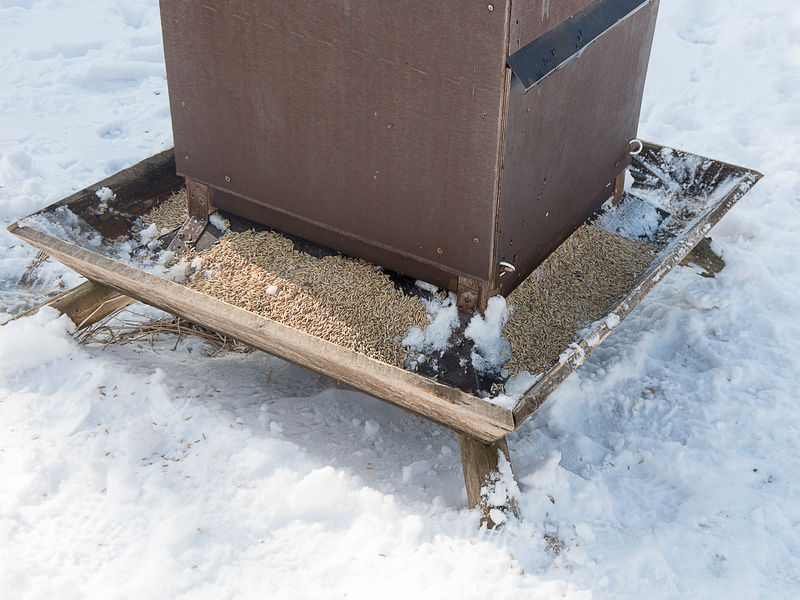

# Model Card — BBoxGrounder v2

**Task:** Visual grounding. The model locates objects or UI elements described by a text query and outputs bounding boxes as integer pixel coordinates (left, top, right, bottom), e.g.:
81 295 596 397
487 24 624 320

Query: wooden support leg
457 434 520 528
2 280 134 330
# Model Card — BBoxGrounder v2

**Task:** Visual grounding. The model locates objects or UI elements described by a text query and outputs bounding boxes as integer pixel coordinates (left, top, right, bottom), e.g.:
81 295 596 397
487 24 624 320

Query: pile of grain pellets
503 224 655 376
186 230 429 366
144 191 655 376
142 189 190 232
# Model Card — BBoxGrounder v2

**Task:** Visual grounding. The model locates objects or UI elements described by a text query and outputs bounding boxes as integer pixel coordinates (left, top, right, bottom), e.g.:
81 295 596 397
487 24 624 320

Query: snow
414 279 439 295
402 291 459 354
139 222 158 242
208 211 227 233
595 193 669 241
487 371 542 411
481 451 521 528
464 295 512 375
2 0 800 598
94 186 115 210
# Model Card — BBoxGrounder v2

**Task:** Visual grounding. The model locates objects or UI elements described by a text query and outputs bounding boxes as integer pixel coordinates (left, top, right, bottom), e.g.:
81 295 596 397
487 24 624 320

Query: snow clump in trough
464 295 512 375
94 186 115 211
402 291 459 354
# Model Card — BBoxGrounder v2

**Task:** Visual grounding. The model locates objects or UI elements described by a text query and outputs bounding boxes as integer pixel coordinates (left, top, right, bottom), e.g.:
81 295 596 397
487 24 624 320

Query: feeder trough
8 143 761 525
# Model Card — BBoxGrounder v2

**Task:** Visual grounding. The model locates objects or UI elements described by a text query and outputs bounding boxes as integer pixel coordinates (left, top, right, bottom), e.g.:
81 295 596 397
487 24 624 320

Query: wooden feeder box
159 0 660 302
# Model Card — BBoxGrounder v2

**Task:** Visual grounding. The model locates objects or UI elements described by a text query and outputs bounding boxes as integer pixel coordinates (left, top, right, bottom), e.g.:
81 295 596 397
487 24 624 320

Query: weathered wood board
7 143 761 443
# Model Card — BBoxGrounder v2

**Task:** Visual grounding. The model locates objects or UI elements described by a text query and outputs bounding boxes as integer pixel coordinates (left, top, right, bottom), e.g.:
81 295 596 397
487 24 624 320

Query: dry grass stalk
18 250 50 285
76 311 253 355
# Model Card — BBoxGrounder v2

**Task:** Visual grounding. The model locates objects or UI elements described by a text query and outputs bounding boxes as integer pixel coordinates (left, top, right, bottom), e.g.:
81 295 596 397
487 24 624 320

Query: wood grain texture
8 223 514 443
46 281 134 329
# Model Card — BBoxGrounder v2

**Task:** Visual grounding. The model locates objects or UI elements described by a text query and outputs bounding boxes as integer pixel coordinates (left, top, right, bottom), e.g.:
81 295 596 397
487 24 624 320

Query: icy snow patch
559 342 585 366
94 185 115 211
488 371 542 410
402 291 459 353
19 205 195 283
139 222 158 242
414 279 438 295
209 211 227 232
480 451 520 527
596 194 670 241
20 205 104 249
464 295 512 375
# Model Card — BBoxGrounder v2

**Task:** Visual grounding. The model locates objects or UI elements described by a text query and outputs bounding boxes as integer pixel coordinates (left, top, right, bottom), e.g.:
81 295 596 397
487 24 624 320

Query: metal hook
629 138 643 156
498 261 516 277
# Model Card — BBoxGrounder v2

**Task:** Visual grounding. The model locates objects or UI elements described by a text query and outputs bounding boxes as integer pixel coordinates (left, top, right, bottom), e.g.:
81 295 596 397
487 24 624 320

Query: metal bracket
457 276 497 315
166 179 212 255
457 287 478 313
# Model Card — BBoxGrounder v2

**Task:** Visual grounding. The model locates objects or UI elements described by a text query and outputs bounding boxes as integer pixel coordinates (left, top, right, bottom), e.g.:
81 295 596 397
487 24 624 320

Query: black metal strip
507 0 652 91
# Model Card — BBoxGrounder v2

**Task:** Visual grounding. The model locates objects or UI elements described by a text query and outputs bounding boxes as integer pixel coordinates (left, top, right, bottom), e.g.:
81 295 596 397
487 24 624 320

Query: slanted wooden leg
457 434 520 528
2 280 134 329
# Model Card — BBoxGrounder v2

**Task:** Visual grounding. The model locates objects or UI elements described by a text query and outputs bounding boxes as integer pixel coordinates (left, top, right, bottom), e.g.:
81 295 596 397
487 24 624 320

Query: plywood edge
8 223 514 443
511 162 763 426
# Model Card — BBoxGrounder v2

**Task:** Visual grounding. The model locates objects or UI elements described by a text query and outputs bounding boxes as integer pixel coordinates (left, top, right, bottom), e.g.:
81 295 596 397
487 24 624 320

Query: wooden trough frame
8 142 761 524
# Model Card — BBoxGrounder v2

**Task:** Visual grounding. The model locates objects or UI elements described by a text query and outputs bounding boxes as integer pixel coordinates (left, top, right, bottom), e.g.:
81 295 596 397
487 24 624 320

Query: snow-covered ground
1 1 799 597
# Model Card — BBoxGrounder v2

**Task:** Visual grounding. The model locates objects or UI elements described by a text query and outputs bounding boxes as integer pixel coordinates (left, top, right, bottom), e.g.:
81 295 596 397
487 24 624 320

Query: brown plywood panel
160 0 510 284
510 0 595 52
494 0 658 295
